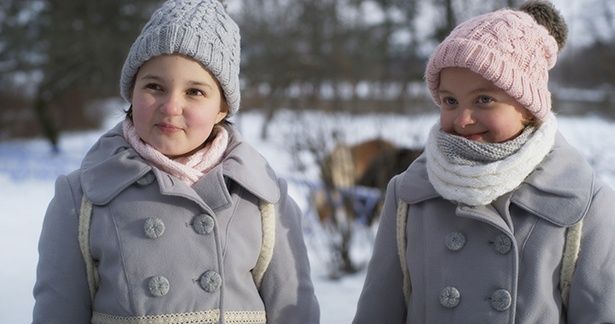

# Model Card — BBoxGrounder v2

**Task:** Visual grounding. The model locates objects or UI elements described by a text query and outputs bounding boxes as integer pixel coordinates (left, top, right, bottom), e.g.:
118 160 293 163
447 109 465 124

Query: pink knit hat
425 7 561 121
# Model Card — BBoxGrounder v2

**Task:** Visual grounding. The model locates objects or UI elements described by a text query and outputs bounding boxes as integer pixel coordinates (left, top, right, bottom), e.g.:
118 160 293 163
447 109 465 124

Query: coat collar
80 122 151 205
220 125 280 204
398 132 594 227
80 121 280 206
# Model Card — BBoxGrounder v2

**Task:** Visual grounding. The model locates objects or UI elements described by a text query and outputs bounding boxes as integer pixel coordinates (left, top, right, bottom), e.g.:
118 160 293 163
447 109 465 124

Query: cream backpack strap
560 220 583 308
78 196 100 303
396 200 411 304
252 201 276 289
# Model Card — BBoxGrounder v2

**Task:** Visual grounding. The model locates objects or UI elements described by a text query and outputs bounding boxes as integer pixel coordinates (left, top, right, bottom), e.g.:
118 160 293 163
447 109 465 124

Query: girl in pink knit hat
354 1 615 322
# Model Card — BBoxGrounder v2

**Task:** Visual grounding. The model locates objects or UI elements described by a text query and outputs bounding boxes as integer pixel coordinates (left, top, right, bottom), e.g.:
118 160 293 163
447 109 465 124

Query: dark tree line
0 0 159 150
0 0 613 148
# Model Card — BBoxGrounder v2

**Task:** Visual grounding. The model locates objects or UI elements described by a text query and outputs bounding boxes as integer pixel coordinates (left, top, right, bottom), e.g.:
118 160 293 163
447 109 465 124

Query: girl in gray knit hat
32 1 319 323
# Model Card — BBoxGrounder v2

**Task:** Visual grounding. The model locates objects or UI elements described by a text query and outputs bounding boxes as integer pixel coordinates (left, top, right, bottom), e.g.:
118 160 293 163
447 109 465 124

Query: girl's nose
454 107 475 128
159 93 183 116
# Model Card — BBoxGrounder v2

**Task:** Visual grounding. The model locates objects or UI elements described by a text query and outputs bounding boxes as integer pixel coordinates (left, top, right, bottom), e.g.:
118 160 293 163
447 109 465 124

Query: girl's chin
158 145 204 159
150 144 183 158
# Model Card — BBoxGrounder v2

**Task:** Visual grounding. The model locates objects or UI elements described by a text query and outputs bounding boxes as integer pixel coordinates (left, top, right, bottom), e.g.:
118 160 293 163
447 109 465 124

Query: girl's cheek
439 112 454 133
131 107 148 124
132 94 155 109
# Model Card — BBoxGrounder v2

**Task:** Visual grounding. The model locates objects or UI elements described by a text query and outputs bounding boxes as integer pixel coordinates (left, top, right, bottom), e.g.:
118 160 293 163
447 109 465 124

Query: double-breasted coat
353 133 615 323
33 122 319 324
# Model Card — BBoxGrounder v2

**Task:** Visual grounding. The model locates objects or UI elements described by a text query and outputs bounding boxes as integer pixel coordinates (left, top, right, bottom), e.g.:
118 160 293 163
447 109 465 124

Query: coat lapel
80 123 151 205
511 133 594 226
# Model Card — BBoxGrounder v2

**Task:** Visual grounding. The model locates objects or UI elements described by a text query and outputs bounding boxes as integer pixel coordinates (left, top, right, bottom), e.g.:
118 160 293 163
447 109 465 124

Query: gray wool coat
33 122 319 324
353 133 615 323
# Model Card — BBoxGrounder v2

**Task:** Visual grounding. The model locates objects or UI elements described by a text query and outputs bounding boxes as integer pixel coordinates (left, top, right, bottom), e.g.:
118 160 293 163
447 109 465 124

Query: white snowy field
2 107 615 324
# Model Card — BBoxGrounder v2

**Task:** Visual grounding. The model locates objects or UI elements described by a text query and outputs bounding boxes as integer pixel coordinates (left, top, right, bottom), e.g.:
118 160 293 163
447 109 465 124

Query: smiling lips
156 122 183 134
457 131 487 141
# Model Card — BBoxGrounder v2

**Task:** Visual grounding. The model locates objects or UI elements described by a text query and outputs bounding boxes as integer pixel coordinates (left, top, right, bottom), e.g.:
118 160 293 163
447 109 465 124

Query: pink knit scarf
122 119 229 186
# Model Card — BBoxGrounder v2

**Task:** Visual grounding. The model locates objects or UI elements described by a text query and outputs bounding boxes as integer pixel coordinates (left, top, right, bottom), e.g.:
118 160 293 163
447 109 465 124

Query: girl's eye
145 83 162 91
477 95 494 105
442 97 457 106
186 88 205 96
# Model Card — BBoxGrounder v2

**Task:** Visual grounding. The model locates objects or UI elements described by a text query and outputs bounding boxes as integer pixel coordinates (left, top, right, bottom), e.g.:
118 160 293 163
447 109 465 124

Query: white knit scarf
425 113 557 206
122 119 229 186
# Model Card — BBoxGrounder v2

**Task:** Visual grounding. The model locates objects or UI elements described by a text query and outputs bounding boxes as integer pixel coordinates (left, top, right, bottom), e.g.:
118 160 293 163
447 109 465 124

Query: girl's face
438 67 533 143
131 55 228 158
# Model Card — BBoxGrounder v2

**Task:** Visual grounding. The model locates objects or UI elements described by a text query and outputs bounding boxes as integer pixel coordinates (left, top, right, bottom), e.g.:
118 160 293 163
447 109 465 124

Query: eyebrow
187 81 215 91
139 74 215 91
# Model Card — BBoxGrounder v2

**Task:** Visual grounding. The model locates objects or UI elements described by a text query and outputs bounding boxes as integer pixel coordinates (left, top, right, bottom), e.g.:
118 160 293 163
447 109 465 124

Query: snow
2 108 615 323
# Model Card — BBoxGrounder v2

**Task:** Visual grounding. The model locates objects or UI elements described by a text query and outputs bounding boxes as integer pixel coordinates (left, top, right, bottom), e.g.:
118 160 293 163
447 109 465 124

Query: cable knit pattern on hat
122 119 229 186
425 9 559 121
120 0 241 115
425 113 557 206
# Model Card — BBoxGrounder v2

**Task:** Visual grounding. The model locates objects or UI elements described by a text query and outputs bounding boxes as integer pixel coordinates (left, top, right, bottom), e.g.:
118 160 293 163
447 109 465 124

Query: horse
312 138 422 276
317 138 422 225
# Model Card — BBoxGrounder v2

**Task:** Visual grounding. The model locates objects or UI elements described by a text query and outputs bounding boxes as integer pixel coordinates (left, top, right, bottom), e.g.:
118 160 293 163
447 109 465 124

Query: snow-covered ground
2 108 615 323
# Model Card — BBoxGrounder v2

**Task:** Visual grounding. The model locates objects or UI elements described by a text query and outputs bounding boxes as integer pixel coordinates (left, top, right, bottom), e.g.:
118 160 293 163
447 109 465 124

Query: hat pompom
519 0 568 51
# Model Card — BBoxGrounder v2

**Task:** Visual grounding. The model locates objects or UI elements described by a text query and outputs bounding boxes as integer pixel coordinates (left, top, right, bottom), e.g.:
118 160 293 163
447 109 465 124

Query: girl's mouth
463 133 483 141
156 123 182 133
456 131 487 141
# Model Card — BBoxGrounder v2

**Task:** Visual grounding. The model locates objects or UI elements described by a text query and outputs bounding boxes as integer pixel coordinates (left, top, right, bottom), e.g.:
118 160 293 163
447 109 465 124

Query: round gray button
440 286 461 308
137 172 155 186
144 217 165 239
445 232 466 251
493 234 512 254
199 270 222 293
490 289 512 311
148 275 170 297
192 214 215 235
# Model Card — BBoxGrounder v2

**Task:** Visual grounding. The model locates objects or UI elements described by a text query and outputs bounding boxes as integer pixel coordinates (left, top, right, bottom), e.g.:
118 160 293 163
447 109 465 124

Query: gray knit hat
120 0 241 115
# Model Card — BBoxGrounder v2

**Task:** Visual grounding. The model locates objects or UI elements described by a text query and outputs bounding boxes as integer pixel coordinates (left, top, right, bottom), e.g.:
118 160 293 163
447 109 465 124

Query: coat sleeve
353 176 406 324
567 182 615 322
257 179 320 324
32 174 92 323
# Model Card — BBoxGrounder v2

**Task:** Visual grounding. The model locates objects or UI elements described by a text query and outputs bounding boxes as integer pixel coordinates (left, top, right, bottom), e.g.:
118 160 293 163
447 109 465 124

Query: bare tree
554 0 615 91
0 0 159 150
237 0 304 139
